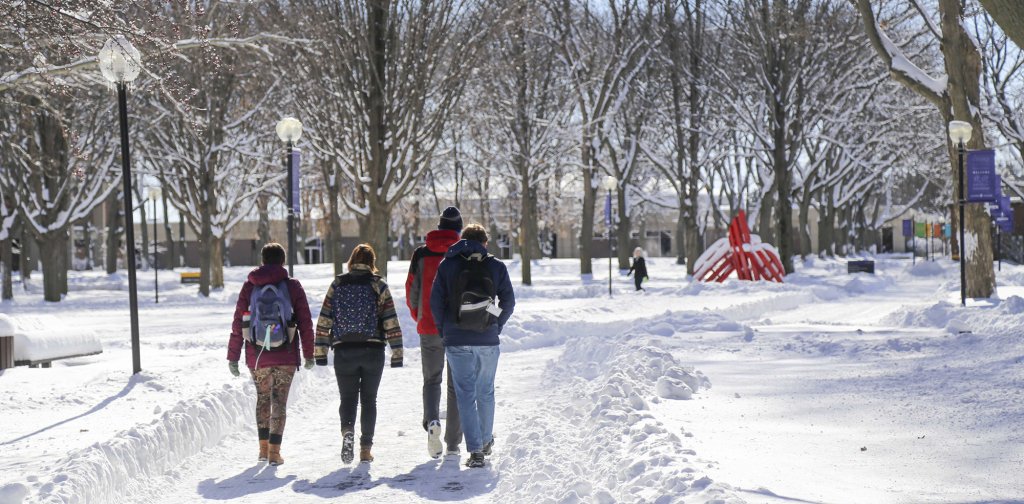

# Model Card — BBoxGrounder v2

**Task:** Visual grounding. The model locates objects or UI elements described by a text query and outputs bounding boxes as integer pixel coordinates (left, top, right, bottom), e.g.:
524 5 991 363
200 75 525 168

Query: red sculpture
694 210 785 283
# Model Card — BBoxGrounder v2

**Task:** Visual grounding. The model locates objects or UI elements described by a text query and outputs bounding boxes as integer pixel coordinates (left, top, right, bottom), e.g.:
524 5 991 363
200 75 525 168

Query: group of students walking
226 207 515 469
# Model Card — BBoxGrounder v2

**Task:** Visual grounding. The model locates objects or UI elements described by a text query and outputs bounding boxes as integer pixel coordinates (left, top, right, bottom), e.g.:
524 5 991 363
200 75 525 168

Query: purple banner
291 150 301 214
966 150 997 203
902 219 912 236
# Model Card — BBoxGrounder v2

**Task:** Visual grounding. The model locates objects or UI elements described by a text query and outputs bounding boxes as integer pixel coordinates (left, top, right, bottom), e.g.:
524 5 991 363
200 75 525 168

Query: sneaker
445 445 460 457
341 431 354 464
465 451 485 468
482 439 494 457
427 420 443 459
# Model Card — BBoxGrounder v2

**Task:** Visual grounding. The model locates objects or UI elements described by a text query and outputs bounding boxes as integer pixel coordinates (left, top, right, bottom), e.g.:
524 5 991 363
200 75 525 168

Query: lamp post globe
98 35 142 84
948 120 973 145
276 117 303 143
99 36 143 374
948 120 973 307
602 175 618 192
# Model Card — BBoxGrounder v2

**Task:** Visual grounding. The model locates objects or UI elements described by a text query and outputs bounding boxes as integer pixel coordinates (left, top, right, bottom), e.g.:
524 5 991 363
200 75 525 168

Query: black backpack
451 253 498 331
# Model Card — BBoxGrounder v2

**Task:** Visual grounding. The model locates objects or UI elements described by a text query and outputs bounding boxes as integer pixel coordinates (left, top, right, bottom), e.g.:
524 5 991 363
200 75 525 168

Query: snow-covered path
147 347 559 503
4 256 1024 503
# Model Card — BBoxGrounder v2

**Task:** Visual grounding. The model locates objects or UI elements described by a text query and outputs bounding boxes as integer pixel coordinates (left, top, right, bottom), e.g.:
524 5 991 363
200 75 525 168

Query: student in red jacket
406 206 463 458
227 243 315 466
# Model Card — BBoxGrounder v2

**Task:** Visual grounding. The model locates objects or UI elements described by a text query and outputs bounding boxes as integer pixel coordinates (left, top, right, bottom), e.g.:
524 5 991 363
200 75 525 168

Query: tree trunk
20 226 34 281
106 190 120 274
161 188 175 270
257 193 271 253
358 208 391 279
178 218 186 268
327 190 345 276
774 128 794 275
941 0 996 298
579 165 596 277
137 180 150 270
675 203 687 266
1 234 12 300
211 236 224 290
39 232 67 302
199 212 212 297
798 197 812 258
758 190 775 245
520 175 535 286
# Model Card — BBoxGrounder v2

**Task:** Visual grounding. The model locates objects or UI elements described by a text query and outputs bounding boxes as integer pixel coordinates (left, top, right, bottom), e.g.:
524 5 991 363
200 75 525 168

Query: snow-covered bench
0 314 102 369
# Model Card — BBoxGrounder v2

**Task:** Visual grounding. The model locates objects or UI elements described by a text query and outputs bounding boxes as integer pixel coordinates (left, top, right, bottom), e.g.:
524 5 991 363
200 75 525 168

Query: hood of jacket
445 239 489 259
247 264 288 286
425 229 460 254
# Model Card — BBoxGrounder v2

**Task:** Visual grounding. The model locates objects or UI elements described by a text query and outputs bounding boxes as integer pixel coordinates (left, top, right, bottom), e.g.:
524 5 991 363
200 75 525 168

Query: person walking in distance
315 244 404 464
406 206 464 458
627 247 648 291
430 224 515 468
227 243 315 466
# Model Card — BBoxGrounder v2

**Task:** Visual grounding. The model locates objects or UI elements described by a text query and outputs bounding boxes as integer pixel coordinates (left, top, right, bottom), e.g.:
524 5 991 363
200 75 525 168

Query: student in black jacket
627 247 648 291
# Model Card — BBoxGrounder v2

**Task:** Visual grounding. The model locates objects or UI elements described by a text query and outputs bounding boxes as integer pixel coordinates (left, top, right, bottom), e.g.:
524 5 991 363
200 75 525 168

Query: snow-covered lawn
2 256 1022 503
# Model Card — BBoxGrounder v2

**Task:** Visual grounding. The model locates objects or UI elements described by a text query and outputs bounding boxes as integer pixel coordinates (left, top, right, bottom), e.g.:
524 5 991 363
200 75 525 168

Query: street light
149 188 161 304
276 117 303 277
949 120 973 307
602 175 618 298
99 35 143 375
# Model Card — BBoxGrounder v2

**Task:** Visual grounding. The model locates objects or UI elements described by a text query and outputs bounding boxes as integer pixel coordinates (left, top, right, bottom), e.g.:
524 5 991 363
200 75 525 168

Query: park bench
0 314 102 370
847 260 875 274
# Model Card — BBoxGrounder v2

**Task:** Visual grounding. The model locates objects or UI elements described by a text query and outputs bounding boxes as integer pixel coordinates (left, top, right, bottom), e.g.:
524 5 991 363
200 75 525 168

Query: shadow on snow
291 456 496 500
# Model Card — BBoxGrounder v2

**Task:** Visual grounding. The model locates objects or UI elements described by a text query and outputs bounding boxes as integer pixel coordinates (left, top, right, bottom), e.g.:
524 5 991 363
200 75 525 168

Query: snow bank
496 312 745 503
3 314 102 363
26 370 318 504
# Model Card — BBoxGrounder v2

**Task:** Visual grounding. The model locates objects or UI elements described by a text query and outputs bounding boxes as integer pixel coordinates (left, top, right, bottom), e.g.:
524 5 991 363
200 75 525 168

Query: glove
304 358 315 370
391 347 404 368
228 361 240 377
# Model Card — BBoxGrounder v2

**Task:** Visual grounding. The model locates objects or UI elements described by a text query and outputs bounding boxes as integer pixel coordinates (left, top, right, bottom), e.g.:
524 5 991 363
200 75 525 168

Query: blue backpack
247 281 295 350
330 273 381 343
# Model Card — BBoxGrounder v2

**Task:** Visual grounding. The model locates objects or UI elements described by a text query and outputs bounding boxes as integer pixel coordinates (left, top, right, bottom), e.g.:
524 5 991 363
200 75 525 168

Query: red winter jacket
227 264 315 369
405 229 460 336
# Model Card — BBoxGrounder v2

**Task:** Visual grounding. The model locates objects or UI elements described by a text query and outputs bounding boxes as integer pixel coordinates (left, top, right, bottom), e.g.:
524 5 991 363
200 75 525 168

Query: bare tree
293 0 488 278
855 0 996 298
547 0 654 277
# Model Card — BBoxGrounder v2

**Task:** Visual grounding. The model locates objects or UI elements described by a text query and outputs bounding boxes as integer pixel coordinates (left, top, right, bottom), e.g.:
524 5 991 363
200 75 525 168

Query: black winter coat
628 257 648 279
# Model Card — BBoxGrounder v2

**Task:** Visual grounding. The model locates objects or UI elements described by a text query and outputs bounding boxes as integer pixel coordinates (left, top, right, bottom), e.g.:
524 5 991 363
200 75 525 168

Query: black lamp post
949 120 973 307
602 175 618 298
99 36 143 374
276 117 303 277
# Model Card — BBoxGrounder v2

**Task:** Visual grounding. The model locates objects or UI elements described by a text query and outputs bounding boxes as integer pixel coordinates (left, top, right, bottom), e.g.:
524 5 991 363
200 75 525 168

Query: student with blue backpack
430 224 515 468
315 243 404 464
227 243 315 466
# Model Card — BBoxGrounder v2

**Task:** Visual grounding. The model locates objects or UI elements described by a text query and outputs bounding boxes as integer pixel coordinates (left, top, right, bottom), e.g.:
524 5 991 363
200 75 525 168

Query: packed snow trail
146 348 558 503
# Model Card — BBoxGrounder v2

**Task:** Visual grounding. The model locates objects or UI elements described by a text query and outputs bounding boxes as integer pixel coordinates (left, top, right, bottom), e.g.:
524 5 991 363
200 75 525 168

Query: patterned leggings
250 366 295 443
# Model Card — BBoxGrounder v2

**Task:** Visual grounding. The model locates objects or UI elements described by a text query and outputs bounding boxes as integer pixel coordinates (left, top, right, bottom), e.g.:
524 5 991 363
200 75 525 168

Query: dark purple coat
227 265 314 369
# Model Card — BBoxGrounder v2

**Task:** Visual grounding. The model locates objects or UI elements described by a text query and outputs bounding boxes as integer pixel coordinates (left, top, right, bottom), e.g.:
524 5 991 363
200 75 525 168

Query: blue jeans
445 345 500 453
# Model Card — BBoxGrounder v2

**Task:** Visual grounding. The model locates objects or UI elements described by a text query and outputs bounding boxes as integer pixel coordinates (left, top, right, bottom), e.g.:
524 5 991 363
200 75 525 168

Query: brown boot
258 440 269 462
359 445 374 463
268 444 284 466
